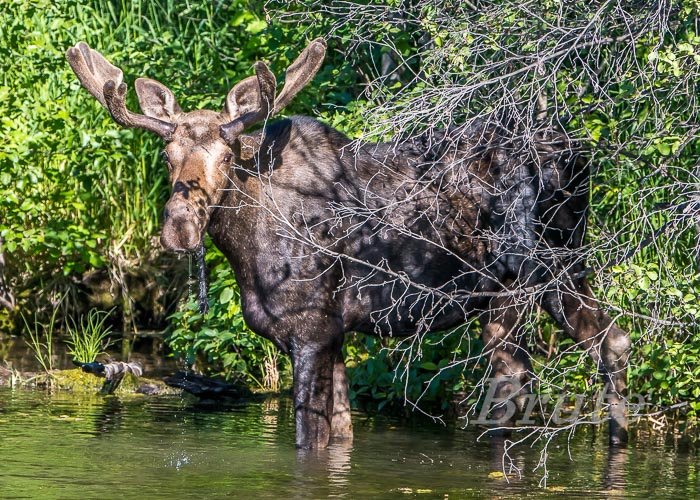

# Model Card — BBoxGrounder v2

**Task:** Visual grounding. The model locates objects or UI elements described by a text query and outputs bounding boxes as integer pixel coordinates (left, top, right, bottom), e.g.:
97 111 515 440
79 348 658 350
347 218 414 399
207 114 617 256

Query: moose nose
160 204 201 252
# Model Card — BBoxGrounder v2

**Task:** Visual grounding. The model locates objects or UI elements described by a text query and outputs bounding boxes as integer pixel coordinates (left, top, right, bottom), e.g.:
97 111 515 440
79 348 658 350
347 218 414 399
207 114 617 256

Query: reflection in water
326 441 353 489
603 445 628 493
0 389 697 498
94 396 125 435
295 440 353 498
262 398 279 441
486 434 526 485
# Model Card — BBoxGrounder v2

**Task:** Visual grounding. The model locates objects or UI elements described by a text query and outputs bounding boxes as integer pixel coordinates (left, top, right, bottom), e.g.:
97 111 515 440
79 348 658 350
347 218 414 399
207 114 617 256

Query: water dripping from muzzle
196 244 209 315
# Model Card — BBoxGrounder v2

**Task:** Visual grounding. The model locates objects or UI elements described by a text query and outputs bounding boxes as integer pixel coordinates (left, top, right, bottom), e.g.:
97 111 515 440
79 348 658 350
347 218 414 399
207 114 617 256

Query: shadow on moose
66 38 630 448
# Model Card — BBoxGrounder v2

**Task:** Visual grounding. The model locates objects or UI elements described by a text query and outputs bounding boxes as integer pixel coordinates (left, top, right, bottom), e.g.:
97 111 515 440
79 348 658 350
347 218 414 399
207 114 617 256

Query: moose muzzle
160 201 203 252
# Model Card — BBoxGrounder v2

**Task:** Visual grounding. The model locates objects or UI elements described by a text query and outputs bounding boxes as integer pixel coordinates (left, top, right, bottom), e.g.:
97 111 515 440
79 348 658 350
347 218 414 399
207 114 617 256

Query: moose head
66 39 326 253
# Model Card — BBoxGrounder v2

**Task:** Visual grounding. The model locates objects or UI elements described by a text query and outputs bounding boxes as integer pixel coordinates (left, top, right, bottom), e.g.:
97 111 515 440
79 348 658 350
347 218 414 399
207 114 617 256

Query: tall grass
66 309 114 363
20 306 61 375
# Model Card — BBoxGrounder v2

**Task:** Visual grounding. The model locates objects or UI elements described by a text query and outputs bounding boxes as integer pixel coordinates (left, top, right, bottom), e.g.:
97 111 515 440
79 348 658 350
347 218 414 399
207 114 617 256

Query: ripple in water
0 388 697 498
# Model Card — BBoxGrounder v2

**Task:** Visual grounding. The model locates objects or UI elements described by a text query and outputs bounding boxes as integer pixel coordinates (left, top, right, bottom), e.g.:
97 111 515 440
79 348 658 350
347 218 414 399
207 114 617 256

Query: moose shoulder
67 39 631 449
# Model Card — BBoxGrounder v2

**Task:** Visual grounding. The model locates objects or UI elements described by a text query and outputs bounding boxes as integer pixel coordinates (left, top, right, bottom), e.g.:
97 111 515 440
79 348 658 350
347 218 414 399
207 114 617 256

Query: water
0 388 697 498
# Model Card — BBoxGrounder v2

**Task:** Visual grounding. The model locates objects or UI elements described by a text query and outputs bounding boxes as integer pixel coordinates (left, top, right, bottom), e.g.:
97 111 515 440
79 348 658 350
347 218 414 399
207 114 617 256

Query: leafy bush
345 330 486 413
167 245 291 391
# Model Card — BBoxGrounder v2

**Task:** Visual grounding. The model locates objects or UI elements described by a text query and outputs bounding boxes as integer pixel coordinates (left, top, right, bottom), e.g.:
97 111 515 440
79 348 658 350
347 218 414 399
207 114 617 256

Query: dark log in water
164 371 250 400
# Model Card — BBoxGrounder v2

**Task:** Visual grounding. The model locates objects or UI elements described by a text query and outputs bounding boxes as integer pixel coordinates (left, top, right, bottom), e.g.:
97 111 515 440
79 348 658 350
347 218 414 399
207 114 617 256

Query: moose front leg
331 350 353 440
292 341 336 449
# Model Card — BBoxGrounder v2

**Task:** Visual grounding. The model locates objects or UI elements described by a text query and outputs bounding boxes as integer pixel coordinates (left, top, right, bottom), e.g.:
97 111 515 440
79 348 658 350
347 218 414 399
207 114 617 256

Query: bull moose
66 38 630 448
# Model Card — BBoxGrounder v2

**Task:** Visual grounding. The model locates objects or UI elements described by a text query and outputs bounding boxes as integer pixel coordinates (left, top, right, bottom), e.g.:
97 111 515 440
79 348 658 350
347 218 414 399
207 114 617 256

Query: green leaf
656 143 671 155
219 287 234 304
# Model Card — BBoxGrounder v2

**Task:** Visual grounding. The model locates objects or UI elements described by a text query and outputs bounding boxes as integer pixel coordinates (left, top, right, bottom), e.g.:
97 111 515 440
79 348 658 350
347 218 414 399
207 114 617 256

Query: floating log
75 360 143 394
163 371 249 400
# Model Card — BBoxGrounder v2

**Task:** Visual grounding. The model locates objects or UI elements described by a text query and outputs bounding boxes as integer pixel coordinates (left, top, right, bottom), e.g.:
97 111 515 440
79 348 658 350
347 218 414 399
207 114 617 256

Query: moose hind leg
480 296 533 428
596 310 630 445
540 279 630 445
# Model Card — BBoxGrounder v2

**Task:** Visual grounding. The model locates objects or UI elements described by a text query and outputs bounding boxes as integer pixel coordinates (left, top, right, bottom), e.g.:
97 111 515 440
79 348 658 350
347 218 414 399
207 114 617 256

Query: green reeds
21 306 61 375
66 309 114 364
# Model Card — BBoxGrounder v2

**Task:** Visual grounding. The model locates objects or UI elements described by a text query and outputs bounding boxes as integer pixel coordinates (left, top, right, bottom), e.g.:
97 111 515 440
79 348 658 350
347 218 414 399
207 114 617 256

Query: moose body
67 39 631 449
212 115 585 338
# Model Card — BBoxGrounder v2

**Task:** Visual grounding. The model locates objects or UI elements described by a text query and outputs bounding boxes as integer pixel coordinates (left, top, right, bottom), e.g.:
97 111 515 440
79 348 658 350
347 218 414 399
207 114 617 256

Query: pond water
0 388 697 498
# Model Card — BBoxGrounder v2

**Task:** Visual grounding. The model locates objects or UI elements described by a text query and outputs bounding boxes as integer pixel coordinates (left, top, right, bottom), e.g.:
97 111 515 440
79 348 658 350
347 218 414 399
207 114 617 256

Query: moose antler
273 38 327 112
219 38 327 146
66 42 176 140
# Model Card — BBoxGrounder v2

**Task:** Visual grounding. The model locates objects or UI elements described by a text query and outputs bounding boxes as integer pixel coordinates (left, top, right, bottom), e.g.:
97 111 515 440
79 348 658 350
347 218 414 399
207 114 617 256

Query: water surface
0 388 697 498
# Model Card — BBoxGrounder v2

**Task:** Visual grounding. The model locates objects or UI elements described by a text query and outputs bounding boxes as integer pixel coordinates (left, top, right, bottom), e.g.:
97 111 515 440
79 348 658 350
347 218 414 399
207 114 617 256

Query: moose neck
206 166 261 279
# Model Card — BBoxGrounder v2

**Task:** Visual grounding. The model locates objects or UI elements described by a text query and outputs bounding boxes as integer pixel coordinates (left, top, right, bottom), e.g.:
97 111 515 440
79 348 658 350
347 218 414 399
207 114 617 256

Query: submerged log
163 371 250 400
75 360 143 394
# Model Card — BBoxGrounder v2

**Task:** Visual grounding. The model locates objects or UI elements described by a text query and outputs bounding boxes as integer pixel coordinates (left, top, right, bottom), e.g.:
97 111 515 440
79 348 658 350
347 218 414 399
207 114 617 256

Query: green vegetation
1 0 700 428
20 304 61 375
66 308 113 363
344 330 486 414
167 246 291 391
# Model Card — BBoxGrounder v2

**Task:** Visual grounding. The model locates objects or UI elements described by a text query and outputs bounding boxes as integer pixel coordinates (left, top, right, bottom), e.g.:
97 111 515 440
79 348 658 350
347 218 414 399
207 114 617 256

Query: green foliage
345 329 486 413
20 302 61 374
631 336 700 415
167 244 291 391
1 0 160 276
65 308 113 363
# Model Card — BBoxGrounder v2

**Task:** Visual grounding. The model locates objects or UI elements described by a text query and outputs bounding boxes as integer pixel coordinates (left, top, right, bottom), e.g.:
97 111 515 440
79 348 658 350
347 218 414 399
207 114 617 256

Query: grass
66 309 114 364
20 305 61 375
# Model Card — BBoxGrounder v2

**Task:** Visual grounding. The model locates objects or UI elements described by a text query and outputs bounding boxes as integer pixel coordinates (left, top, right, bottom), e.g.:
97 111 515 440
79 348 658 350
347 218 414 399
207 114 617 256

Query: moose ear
223 75 263 119
134 78 181 120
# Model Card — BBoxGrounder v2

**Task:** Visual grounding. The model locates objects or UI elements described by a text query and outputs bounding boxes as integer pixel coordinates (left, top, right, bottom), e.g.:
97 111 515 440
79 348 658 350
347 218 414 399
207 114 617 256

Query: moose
67 39 630 448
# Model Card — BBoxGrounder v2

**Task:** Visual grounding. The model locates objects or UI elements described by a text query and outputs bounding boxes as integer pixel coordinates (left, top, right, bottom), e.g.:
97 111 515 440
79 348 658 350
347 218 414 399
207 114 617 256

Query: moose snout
160 203 202 252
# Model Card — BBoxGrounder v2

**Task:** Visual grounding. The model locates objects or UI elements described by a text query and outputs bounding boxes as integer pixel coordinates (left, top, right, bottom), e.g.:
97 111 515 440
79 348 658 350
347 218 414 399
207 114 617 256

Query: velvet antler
219 38 327 147
66 42 177 140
